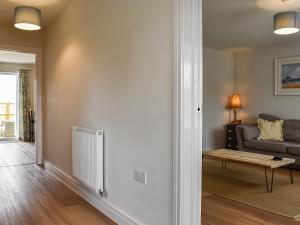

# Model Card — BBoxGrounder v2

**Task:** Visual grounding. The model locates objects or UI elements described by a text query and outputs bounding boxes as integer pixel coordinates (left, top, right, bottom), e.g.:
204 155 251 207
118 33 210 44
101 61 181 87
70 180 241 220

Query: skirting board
44 161 145 225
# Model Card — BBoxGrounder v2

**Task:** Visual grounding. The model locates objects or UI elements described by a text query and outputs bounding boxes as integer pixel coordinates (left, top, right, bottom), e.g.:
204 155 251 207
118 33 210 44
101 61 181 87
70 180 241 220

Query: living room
202 0 300 224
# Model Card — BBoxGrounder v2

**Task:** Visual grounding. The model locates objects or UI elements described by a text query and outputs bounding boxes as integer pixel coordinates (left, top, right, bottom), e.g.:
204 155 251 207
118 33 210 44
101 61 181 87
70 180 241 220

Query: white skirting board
44 161 145 225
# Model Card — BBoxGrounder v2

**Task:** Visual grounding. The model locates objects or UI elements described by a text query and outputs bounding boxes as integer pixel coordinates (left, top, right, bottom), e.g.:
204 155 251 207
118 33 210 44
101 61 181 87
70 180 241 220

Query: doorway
0 50 37 166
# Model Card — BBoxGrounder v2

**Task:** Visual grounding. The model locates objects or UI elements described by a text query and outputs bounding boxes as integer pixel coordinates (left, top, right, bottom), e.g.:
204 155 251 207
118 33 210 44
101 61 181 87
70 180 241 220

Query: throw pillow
257 118 284 141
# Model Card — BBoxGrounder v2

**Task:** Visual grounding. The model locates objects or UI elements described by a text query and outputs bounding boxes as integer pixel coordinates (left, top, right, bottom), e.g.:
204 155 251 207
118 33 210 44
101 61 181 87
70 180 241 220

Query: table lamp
229 94 242 124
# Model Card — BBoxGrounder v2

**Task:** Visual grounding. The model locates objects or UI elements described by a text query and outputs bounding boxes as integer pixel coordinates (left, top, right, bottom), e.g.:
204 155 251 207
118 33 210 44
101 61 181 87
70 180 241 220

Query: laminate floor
6 142 299 225
202 192 300 225
0 142 35 167
0 164 116 225
18 142 36 159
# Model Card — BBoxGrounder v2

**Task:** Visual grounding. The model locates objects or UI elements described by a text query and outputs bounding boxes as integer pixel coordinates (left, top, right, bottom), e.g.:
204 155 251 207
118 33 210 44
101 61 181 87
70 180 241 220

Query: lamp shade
273 11 299 35
14 6 41 31
229 94 242 109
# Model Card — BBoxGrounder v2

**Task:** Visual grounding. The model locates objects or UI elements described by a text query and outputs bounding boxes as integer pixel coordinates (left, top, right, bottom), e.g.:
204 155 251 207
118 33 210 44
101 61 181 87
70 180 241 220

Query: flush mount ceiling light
14 6 41 31
274 0 299 35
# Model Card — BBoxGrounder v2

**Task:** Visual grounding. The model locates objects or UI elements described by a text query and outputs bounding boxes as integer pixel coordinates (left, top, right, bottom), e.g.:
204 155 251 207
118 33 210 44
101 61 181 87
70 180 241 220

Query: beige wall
203 47 234 150
43 0 173 224
0 27 42 48
0 25 40 112
234 41 300 123
0 26 40 112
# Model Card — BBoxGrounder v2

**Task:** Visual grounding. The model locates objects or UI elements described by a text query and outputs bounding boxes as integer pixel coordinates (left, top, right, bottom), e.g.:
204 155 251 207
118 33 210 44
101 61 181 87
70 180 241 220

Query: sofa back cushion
283 120 300 143
259 113 281 122
242 125 260 141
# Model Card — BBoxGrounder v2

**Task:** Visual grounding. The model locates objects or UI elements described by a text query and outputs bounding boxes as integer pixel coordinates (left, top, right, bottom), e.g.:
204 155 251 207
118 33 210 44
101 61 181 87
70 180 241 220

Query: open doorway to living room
0 50 36 167
201 0 300 224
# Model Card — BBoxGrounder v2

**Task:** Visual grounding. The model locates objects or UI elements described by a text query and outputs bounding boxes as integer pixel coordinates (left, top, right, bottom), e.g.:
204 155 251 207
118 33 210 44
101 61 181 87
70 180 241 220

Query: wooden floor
202 192 300 225
4 143 300 225
0 143 116 225
0 164 116 225
0 142 35 167
17 142 36 159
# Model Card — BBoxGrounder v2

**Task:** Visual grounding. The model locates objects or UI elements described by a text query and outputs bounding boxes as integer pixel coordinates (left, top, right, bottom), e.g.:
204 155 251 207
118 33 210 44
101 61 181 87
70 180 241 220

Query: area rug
203 159 300 218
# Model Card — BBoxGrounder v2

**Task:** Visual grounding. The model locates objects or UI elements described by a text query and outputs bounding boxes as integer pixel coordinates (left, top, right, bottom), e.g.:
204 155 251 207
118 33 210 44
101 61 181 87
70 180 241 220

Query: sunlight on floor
0 142 35 167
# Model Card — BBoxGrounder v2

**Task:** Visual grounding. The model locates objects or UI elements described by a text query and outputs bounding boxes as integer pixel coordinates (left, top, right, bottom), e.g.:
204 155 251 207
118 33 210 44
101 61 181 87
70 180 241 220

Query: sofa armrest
236 125 245 150
236 124 260 151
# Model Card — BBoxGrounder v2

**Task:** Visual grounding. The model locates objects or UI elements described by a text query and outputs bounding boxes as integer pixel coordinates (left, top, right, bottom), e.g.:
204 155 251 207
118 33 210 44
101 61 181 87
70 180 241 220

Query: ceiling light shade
274 11 299 35
14 6 41 31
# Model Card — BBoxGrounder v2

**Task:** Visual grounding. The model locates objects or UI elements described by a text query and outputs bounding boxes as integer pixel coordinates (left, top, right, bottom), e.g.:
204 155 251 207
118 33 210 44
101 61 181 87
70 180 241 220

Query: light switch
134 170 147 184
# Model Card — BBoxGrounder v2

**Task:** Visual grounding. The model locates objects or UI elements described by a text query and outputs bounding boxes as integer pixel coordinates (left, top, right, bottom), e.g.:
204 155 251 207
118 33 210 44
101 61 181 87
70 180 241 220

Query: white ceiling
203 0 300 50
0 0 71 28
0 50 35 64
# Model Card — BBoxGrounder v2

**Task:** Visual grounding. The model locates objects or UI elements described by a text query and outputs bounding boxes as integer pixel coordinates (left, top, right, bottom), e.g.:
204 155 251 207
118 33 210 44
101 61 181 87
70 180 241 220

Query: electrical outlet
134 170 147 184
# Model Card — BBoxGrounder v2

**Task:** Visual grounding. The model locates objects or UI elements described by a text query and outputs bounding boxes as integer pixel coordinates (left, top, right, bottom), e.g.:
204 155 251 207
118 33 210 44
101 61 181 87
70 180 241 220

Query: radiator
72 126 104 195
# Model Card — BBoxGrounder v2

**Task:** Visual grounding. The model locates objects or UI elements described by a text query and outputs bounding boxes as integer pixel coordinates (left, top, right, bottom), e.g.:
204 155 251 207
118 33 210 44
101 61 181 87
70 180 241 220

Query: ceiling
203 0 300 51
0 0 71 28
0 50 35 64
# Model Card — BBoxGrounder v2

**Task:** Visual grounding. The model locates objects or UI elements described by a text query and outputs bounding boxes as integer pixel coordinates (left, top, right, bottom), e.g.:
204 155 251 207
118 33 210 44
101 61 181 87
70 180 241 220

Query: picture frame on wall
275 56 300 96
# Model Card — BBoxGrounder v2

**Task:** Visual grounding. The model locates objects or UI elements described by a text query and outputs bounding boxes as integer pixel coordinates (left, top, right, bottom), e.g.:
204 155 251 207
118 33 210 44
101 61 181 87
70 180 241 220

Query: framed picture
275 56 300 95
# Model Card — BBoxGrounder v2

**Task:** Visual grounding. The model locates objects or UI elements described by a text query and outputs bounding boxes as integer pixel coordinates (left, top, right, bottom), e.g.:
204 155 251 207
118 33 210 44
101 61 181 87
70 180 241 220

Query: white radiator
72 126 104 195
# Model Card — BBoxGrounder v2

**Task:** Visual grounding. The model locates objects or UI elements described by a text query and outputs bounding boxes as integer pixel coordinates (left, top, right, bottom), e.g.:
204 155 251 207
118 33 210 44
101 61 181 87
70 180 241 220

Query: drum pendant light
273 0 299 35
14 6 42 31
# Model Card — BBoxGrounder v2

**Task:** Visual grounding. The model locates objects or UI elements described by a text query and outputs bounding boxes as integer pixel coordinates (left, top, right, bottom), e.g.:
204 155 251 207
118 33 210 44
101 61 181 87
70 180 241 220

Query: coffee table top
203 149 295 169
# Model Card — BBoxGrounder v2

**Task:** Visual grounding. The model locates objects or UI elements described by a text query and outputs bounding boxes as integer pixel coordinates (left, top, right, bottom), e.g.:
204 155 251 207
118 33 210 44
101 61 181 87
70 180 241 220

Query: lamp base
231 108 241 124
231 120 242 125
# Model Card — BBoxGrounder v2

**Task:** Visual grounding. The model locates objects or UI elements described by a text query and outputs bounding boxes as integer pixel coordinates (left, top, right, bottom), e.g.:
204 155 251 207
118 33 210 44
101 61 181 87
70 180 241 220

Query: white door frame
173 0 202 224
0 44 43 165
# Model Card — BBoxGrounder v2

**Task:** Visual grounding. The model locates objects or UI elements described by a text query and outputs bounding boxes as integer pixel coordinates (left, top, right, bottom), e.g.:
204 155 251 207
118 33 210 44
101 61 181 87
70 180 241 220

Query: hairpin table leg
289 168 294 184
221 160 227 169
264 168 274 193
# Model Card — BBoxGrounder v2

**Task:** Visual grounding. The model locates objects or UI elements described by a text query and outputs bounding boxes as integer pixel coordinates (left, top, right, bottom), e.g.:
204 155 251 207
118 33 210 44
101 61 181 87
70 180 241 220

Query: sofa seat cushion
287 144 300 156
244 140 288 153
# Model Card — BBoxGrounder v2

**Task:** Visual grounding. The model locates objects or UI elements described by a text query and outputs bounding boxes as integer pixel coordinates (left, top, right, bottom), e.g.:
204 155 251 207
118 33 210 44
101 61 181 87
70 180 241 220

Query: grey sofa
236 114 300 168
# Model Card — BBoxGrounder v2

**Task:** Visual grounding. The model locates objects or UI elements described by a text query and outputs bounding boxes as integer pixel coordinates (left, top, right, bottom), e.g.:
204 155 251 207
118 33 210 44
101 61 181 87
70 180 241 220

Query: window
0 74 18 139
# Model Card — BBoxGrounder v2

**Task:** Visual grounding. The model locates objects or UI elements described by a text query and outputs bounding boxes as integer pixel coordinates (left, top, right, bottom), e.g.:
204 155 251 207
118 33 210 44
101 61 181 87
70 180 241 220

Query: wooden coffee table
203 149 296 192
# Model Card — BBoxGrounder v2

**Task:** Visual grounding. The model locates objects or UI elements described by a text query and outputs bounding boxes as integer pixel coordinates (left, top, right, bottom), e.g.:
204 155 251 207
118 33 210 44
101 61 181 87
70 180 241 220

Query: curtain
19 69 31 142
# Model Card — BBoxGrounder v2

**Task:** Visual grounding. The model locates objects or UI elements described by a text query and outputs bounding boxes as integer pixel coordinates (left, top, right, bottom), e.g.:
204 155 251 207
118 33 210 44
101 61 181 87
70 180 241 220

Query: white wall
43 0 173 224
234 41 300 123
203 40 300 149
203 47 234 150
